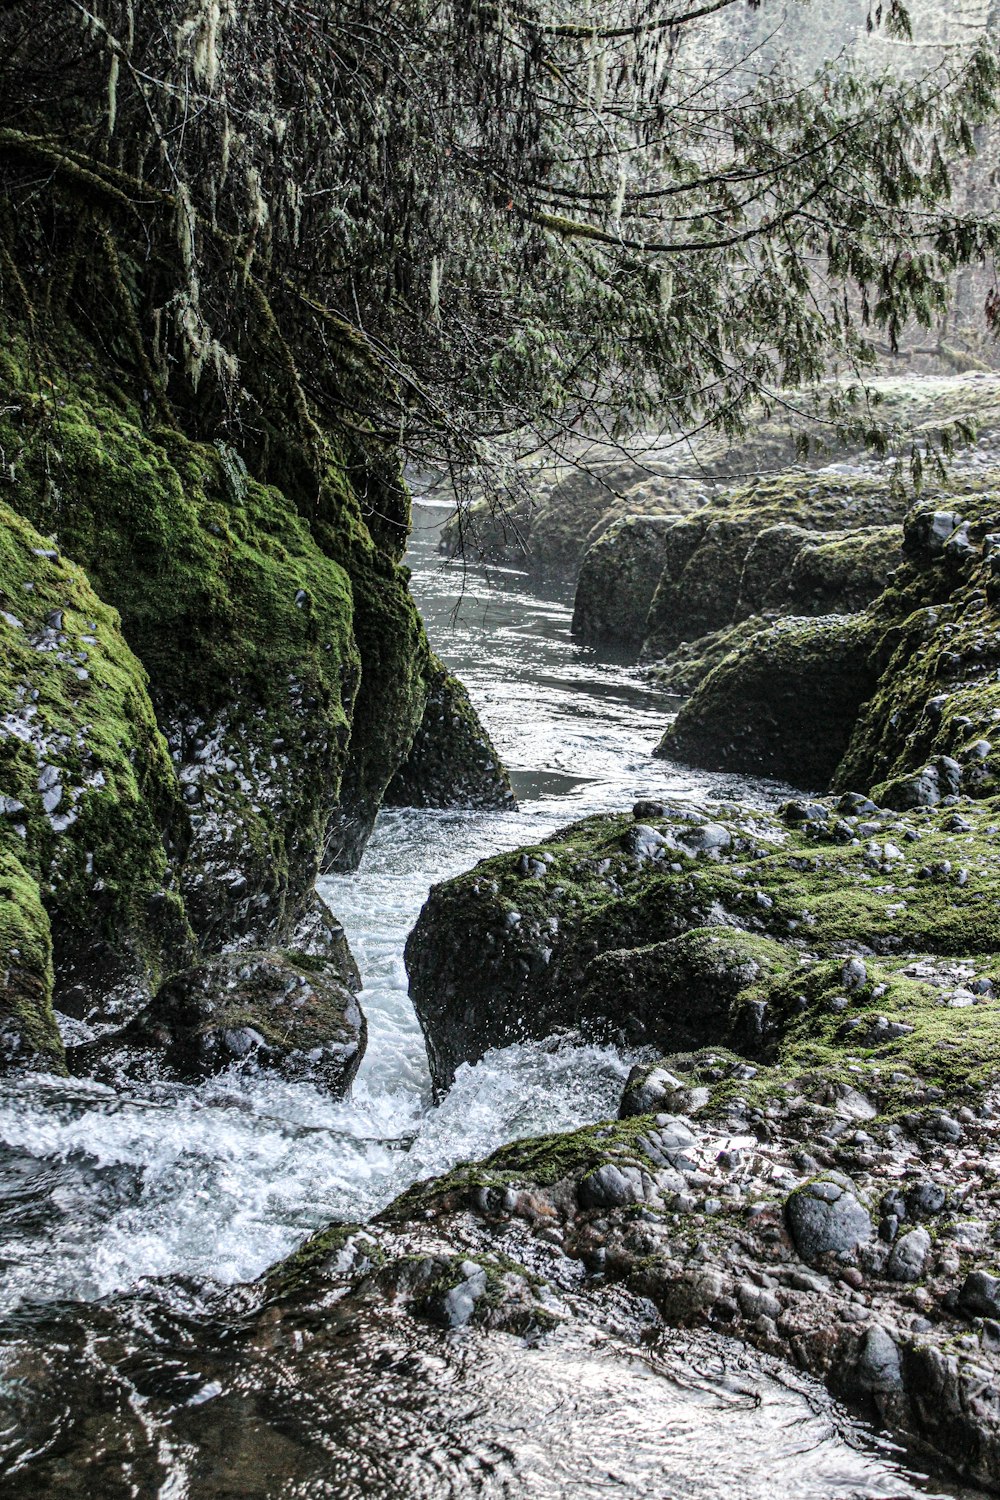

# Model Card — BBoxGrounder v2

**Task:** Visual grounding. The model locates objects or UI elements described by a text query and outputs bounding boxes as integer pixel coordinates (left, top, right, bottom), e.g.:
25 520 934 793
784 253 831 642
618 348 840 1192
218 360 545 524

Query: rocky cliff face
0 314 506 1085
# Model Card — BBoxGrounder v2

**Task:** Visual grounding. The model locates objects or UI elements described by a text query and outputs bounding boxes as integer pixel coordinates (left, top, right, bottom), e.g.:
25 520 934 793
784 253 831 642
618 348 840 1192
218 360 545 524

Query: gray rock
624 824 668 860
841 957 868 991
886 1228 931 1282
578 1163 643 1210
881 765 940 810
440 1262 489 1329
854 1325 903 1393
619 1063 686 1118
680 822 732 856
906 1182 947 1218
906 508 965 556
782 799 830 825
785 1172 873 1264
958 1270 1000 1320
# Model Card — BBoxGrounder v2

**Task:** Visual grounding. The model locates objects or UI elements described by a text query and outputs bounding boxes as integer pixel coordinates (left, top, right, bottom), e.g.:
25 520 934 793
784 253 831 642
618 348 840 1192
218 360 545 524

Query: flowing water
0 501 986 1496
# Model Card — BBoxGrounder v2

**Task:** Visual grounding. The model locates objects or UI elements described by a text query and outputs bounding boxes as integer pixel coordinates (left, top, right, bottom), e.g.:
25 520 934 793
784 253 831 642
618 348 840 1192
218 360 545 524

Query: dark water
0 501 985 1497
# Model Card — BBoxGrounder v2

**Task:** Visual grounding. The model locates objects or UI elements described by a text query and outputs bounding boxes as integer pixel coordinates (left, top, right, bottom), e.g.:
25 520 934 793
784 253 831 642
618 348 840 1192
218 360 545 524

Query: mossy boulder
0 336 364 945
571 514 684 647
384 655 515 810
641 473 907 662
0 850 60 1073
72 946 365 1094
573 925 795 1052
659 614 881 787
0 499 191 1038
406 794 1000 1092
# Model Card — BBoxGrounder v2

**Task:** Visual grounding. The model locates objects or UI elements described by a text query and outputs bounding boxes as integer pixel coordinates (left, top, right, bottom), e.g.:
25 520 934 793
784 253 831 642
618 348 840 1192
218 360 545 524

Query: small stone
680 822 732 856
886 1227 931 1282
841 957 868 991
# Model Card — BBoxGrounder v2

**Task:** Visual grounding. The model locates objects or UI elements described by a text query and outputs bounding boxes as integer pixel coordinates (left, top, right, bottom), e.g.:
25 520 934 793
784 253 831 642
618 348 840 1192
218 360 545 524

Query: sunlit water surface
0 502 982 1497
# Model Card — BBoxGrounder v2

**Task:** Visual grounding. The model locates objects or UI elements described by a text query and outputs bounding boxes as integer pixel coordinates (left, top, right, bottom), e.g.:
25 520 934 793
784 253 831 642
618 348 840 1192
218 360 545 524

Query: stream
0 501 985 1497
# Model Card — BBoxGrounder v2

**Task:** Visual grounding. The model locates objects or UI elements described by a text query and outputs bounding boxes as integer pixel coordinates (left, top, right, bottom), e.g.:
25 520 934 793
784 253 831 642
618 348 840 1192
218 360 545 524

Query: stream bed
0 502 984 1497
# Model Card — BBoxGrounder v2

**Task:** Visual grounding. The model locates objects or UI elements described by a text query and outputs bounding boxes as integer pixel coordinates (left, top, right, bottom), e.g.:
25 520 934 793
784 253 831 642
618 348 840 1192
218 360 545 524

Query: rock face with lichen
0 314 507 1082
0 500 191 1067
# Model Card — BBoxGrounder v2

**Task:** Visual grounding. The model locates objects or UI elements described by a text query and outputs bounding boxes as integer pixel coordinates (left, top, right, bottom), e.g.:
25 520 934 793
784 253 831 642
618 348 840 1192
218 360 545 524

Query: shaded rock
659 614 879 787
959 1271 1000 1321
572 514 683 647
619 1062 688 1118
785 1172 872 1263
72 949 365 1096
384 654 514 811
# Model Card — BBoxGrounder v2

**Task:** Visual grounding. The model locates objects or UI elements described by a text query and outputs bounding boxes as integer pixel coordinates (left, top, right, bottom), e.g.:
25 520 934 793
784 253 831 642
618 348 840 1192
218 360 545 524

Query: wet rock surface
384 654 515 811
70 940 366 1096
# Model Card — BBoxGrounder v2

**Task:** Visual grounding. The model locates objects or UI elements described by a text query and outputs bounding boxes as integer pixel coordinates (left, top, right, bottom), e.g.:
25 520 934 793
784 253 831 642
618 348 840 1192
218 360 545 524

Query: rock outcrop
384 655 515 810
662 488 1000 794
406 793 1000 1092
0 313 508 1085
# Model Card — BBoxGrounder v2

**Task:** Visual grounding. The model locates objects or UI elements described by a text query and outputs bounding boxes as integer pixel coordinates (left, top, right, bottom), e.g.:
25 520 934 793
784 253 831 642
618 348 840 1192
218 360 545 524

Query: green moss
0 849 62 1071
834 497 1000 798
0 497 189 1018
0 318 366 935
263 1221 380 1300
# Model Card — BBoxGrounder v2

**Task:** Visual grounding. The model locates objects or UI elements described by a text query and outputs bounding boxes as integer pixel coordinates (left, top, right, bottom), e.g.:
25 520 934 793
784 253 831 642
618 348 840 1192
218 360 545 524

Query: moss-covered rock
571 514 684 647
834 495 1000 802
574 925 795 1051
659 614 881 787
72 945 365 1095
641 473 908 661
406 794 1000 1091
0 331 366 945
384 654 515 810
0 498 191 1034
0 850 60 1072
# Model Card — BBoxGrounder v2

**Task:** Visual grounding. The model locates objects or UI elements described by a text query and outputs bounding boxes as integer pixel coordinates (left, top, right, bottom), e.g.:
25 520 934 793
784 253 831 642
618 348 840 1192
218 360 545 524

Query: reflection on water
0 501 981 1498
0 1283 981 1499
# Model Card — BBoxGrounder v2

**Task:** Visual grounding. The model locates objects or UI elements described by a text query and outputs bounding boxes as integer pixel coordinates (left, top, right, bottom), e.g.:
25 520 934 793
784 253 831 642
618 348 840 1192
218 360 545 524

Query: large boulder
659 614 880 787
571 514 683 647
0 499 191 1047
406 794 1000 1092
